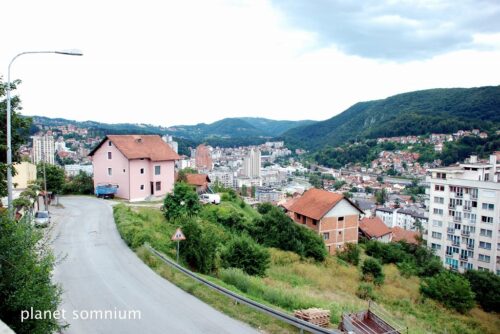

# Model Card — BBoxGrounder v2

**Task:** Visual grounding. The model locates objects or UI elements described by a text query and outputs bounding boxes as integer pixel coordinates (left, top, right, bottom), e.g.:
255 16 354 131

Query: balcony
467 244 474 250
463 207 471 212
447 227 455 234
445 253 453 258
452 241 460 247
460 255 468 261
453 216 462 223
461 230 470 237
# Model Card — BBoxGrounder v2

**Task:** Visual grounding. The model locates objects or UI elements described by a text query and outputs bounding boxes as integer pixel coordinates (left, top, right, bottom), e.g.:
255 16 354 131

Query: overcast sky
2 0 500 127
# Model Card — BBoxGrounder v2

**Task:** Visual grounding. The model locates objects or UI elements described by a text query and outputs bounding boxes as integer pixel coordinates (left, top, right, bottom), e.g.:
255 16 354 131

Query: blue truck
95 184 118 199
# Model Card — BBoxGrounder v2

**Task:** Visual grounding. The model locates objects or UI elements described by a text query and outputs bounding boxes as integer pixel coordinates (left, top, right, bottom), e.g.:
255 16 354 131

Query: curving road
51 196 258 334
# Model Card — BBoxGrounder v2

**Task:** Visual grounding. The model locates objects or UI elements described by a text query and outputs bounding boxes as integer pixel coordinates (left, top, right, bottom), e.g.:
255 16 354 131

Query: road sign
171 228 186 241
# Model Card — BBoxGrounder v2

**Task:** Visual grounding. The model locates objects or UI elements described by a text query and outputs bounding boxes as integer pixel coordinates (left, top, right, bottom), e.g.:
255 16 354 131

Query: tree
177 167 198 182
0 79 33 197
0 213 63 334
375 188 388 205
221 235 270 276
464 270 500 312
163 182 201 221
37 163 65 194
309 174 322 189
420 271 475 313
251 185 256 198
241 184 248 196
63 171 94 195
362 258 384 285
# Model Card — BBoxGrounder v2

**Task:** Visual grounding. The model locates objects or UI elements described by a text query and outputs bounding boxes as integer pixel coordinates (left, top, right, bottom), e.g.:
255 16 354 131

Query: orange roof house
359 217 392 243
391 226 420 245
288 188 363 254
185 173 211 193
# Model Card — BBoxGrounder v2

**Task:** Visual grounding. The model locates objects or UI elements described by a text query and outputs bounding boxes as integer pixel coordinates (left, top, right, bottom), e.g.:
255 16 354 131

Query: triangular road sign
171 228 186 241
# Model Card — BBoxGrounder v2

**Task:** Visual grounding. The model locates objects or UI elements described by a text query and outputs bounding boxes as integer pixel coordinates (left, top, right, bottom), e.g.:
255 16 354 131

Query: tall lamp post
6 49 83 215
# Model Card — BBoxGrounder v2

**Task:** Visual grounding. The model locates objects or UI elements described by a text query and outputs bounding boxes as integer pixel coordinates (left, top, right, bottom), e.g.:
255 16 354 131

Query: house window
302 216 306 224
312 219 318 225
323 232 330 240
156 181 161 191
123 169 126 173
433 208 443 215
479 241 492 250
478 254 491 263
434 185 445 191
108 141 112 146
108 152 112 159
140 185 144 190
431 243 441 251
140 168 144 174
480 229 492 237
338 231 342 235
482 203 494 211
481 216 493 224
107 168 112 176
155 165 161 175
338 216 345 222
432 232 442 239
434 197 444 204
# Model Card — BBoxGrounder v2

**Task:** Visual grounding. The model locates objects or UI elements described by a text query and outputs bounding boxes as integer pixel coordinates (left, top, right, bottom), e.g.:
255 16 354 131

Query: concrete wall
13 162 37 189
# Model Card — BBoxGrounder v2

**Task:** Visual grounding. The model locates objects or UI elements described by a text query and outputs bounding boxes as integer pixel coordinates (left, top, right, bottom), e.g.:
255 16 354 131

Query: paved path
51 196 258 334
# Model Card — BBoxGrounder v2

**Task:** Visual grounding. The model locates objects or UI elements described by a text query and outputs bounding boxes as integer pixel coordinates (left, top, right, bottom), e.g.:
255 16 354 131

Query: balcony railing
460 255 468 261
447 227 455 234
467 244 474 250
453 216 462 223
461 230 470 237
452 241 460 247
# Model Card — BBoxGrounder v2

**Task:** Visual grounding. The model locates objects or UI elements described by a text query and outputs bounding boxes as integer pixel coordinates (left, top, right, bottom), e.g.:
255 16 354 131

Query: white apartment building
243 148 261 178
375 207 428 232
208 170 235 189
427 154 500 274
32 135 55 165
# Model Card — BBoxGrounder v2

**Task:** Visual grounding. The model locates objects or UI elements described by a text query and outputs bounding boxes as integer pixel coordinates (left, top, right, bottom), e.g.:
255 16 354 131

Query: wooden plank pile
294 308 331 328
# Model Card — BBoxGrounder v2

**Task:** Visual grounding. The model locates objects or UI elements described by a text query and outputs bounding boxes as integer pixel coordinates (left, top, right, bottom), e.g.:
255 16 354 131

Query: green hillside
282 85 500 150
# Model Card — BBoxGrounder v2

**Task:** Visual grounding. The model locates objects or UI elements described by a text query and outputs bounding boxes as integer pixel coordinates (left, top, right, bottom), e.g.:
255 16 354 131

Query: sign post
171 227 186 263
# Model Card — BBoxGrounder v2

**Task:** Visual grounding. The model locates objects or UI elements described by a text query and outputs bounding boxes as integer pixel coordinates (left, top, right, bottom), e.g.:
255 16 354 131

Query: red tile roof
391 226 420 245
359 217 392 238
185 174 210 186
288 188 344 220
89 135 180 161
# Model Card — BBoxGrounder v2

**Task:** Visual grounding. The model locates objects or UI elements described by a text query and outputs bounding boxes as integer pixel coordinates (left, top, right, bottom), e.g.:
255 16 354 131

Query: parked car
200 193 221 205
34 211 51 227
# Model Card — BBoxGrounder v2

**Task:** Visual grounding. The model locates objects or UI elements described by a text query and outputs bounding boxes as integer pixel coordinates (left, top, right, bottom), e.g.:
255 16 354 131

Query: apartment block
426 154 500 274
32 134 55 165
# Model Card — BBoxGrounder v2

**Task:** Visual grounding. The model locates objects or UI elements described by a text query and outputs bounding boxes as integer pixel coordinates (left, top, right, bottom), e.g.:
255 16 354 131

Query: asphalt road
51 196 258 334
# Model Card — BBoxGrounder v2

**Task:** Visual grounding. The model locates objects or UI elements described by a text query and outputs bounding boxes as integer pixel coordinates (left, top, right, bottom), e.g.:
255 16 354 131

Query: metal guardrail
146 245 341 334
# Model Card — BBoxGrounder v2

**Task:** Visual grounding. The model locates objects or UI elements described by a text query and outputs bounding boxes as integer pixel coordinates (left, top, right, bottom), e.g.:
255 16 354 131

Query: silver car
34 211 51 227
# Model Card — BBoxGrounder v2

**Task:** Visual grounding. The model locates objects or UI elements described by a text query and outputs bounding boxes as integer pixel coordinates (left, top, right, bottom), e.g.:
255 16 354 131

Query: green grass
113 203 500 334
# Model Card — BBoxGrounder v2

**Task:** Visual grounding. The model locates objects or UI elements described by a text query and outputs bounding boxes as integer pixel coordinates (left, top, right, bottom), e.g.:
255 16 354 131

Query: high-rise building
243 148 261 178
194 144 212 171
32 135 55 165
426 154 500 274
162 135 178 154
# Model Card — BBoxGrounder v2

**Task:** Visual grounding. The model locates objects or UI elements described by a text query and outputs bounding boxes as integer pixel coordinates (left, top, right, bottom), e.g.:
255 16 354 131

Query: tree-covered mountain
282 85 500 150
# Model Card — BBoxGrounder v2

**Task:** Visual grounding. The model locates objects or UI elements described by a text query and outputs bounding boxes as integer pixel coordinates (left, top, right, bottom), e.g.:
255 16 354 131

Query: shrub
0 213 63 334
202 205 250 232
163 182 201 221
397 260 418 278
464 270 500 312
420 271 475 313
179 219 225 274
356 283 377 301
221 235 270 276
362 258 384 285
337 243 360 266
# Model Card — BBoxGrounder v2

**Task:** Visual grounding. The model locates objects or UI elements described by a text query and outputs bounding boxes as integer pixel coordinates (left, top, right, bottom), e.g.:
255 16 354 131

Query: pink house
89 135 179 201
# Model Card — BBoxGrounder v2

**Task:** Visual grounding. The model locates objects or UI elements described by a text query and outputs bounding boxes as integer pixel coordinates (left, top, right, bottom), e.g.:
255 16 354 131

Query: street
51 196 258 334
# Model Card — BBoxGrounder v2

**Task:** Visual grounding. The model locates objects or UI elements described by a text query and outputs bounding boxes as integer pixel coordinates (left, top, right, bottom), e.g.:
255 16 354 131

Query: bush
337 243 360 265
464 270 500 312
63 171 94 195
362 258 384 285
179 219 225 274
356 283 377 301
201 205 251 232
0 213 63 334
221 235 270 276
163 182 201 221
251 206 326 261
420 271 475 313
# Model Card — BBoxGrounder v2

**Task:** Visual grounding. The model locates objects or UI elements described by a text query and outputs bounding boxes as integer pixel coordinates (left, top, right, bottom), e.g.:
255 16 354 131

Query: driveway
51 196 258 334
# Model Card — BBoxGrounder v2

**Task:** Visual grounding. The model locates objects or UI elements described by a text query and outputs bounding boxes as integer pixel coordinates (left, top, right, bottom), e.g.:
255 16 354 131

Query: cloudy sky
2 0 500 126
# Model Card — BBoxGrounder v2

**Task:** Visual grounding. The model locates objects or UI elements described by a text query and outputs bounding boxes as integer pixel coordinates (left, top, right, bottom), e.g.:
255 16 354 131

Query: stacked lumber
294 308 331 328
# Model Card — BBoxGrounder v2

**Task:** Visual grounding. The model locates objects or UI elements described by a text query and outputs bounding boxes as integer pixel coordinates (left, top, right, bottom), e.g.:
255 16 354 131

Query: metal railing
145 245 341 334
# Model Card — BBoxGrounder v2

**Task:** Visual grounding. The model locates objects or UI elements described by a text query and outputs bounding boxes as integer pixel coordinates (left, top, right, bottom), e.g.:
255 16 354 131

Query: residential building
12 162 37 189
359 217 393 243
32 134 55 165
64 164 93 177
287 188 363 254
162 135 178 154
375 207 428 231
426 154 500 274
243 148 261 178
255 187 284 203
185 174 211 193
194 144 213 171
89 135 179 201
208 169 234 189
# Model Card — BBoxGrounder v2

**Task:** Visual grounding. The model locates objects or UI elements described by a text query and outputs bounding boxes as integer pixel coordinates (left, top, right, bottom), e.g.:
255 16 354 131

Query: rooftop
359 217 392 238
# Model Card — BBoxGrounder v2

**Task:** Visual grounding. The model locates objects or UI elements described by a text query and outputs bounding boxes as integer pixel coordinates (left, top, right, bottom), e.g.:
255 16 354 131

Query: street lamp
6 49 83 215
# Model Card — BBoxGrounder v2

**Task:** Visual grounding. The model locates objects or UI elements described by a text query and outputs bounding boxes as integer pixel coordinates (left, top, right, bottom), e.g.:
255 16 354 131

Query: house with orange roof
185 173 211 193
287 188 363 254
359 217 392 243
391 226 420 245
89 135 179 201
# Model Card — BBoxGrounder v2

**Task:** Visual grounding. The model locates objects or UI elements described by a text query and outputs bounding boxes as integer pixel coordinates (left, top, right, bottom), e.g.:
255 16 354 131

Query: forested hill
281 85 500 150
